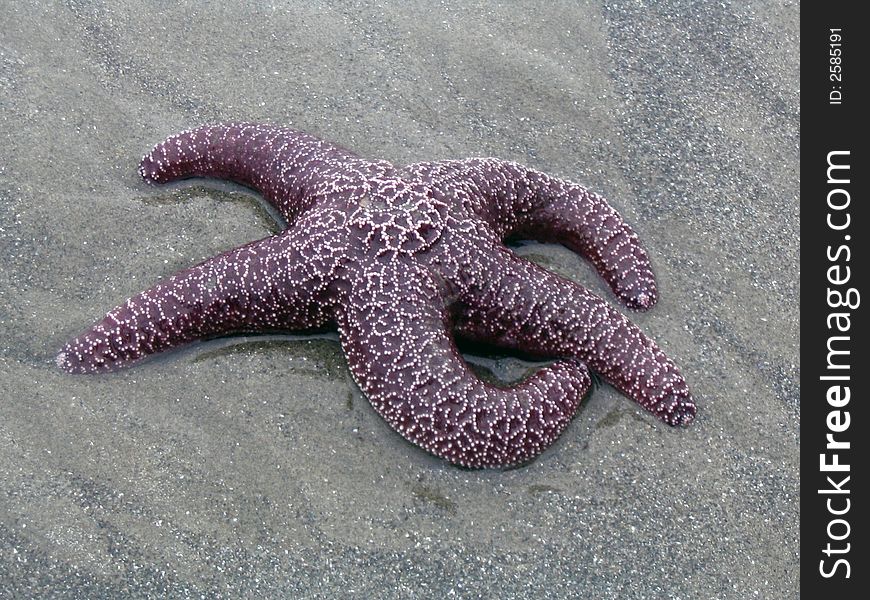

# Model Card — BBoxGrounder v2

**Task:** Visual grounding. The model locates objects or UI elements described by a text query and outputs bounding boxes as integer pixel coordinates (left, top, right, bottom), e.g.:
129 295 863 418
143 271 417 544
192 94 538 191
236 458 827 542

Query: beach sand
0 1 799 597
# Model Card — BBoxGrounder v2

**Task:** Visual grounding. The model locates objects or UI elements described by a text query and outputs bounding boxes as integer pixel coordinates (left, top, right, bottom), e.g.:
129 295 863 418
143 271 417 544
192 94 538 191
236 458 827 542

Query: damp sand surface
0 2 798 598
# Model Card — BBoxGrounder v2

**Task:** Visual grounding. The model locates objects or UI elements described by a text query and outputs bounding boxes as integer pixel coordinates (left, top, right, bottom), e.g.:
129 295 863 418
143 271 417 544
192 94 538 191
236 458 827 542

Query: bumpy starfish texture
57 123 695 468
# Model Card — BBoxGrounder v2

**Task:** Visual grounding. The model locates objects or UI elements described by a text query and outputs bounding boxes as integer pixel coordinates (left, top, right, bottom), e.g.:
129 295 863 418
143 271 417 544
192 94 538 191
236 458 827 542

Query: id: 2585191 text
829 29 843 105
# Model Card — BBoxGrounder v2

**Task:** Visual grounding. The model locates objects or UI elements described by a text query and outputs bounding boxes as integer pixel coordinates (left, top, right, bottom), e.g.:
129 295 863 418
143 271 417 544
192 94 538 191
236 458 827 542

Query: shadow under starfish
57 123 696 468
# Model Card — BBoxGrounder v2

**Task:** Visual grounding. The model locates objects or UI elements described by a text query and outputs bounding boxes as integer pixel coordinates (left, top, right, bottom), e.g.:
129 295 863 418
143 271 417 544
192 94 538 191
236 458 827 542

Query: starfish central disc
349 179 448 256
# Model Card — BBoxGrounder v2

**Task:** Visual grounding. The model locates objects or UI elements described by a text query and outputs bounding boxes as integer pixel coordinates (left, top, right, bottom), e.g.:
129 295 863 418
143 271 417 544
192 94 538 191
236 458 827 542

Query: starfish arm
57 228 337 373
418 159 658 309
453 248 695 426
338 263 591 468
139 123 368 224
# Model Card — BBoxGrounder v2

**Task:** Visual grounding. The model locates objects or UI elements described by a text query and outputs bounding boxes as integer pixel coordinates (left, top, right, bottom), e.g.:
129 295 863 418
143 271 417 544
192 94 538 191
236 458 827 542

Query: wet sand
0 1 799 598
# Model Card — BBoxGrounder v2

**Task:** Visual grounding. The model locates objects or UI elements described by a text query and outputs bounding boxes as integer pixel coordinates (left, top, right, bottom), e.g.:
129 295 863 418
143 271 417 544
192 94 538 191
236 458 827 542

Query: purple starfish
57 123 695 468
